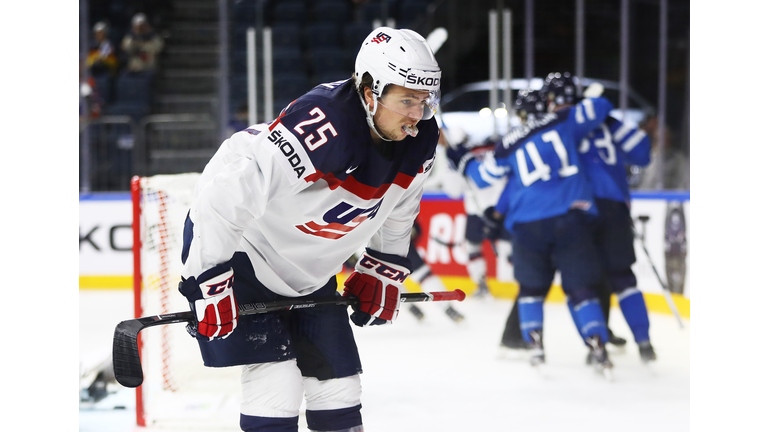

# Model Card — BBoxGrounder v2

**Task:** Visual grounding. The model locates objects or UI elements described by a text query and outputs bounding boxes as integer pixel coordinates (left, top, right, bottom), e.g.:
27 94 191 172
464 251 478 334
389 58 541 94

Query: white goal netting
133 173 242 430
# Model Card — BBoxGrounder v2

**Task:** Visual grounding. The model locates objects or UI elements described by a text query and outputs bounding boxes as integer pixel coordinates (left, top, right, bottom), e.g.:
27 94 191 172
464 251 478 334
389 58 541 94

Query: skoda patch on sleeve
262 123 316 184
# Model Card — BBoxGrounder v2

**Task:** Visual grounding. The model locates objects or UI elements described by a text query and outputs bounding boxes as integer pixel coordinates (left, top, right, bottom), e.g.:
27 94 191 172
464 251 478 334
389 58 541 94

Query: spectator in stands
87 21 119 77
636 115 690 190
120 13 164 76
80 57 102 121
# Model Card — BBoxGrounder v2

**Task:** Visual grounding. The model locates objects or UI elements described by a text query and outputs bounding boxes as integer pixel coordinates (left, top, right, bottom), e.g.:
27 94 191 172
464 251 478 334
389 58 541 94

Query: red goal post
131 174 242 430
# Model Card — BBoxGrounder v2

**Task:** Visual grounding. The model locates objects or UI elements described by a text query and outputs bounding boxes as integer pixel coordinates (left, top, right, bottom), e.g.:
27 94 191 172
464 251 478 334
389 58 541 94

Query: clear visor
377 88 441 121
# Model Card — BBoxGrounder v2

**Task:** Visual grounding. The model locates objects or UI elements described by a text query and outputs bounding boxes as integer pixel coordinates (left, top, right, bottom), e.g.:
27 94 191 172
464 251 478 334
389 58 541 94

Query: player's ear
363 87 375 111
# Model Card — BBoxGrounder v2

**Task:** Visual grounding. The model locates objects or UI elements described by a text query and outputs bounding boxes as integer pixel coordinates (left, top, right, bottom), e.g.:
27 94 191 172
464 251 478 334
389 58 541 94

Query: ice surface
80 289 689 432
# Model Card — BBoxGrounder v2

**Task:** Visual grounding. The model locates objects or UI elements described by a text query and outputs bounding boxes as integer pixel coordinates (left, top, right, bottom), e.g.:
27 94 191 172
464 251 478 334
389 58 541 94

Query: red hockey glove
179 266 239 341
343 252 410 327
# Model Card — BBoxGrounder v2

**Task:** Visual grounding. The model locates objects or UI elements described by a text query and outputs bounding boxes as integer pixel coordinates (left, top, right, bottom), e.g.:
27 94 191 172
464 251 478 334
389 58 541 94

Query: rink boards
79 190 690 318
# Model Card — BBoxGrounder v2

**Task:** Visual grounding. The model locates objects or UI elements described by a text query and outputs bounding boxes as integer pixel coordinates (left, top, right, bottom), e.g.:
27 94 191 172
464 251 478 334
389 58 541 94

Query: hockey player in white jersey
177 28 441 432
440 125 509 297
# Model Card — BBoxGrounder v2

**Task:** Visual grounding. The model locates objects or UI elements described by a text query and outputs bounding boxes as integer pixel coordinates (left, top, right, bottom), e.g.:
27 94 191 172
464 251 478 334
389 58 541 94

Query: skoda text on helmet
354 27 441 140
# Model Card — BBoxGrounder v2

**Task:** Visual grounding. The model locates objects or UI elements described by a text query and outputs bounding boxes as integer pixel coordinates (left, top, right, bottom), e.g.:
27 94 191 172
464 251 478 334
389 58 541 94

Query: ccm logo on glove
205 276 234 296
343 252 410 327
179 266 239 341
358 255 408 283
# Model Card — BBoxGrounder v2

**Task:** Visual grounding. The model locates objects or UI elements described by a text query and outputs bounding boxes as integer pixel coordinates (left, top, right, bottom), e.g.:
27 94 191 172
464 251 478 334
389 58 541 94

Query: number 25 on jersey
293 107 338 151
515 130 578 187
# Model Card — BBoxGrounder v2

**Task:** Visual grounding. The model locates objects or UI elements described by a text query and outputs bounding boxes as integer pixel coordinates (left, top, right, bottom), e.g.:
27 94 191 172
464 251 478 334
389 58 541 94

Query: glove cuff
178 262 234 300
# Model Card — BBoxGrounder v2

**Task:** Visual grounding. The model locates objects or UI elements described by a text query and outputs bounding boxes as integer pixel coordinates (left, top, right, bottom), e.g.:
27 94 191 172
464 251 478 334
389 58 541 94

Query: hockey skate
585 335 614 380
500 337 529 350
408 304 425 321
474 277 490 298
638 340 657 363
497 334 530 361
444 305 465 323
528 330 545 368
607 329 627 347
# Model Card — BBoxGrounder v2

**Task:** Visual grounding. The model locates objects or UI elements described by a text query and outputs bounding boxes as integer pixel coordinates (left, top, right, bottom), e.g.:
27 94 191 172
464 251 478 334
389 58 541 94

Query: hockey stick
429 235 465 249
113 289 466 388
634 216 685 329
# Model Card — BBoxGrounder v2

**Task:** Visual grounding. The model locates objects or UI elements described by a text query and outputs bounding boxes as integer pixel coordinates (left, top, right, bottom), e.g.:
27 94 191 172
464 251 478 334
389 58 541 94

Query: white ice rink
79 289 690 432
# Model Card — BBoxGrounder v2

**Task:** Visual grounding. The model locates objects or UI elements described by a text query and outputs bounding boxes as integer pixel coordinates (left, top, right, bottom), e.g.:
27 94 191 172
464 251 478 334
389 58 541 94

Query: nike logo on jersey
346 166 358 174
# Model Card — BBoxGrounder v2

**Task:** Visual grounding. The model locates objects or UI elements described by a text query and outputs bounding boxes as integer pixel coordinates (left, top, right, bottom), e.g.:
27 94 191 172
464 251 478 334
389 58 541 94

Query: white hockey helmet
354 27 441 124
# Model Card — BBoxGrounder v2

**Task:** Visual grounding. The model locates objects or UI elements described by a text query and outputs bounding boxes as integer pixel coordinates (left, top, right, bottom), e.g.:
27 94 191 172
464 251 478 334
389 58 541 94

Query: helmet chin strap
358 92 393 142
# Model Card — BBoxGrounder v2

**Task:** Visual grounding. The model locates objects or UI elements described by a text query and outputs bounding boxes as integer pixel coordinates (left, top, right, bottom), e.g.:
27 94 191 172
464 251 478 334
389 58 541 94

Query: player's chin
388 127 407 141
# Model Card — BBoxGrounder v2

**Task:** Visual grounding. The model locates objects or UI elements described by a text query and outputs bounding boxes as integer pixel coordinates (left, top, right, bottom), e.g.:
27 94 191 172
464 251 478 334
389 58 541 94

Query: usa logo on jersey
296 200 382 240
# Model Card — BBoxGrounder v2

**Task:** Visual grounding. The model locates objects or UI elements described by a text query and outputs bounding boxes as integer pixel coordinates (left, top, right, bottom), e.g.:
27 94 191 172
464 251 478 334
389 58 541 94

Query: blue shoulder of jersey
567 97 614 142
272 80 364 176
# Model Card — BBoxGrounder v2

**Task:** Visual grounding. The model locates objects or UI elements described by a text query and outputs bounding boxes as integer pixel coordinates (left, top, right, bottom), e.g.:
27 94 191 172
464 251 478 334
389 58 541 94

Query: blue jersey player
568 79 656 363
450 84 615 373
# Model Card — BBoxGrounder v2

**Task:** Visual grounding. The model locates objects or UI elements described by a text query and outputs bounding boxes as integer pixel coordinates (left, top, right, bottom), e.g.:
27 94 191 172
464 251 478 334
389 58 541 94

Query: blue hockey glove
178 263 238 341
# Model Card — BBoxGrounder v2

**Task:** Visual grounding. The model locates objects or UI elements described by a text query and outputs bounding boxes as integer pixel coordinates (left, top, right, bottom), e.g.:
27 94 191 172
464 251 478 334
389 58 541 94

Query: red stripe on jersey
304 170 417 200
304 220 356 234
296 224 346 240
268 104 292 131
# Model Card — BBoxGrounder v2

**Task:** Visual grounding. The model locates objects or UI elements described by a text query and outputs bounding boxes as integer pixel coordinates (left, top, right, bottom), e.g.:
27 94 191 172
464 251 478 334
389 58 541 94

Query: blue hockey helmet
542 71 576 108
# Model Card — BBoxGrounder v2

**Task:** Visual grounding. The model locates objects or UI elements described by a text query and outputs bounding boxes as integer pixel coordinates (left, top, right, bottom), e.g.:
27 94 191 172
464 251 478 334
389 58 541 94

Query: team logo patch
371 32 391 44
296 200 382 240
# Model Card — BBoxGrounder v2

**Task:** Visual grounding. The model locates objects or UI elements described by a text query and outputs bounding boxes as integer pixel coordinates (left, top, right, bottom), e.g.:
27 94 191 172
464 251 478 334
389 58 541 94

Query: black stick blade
112 312 196 388
113 318 146 387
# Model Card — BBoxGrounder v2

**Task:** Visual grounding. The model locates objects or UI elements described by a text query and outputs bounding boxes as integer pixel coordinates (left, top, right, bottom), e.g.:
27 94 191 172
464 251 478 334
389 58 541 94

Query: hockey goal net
131 174 242 430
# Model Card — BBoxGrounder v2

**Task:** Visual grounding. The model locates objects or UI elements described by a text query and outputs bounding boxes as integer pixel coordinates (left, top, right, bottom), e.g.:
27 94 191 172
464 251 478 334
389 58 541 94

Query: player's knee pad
466 247 487 283
466 240 483 259
304 375 363 432
241 360 304 419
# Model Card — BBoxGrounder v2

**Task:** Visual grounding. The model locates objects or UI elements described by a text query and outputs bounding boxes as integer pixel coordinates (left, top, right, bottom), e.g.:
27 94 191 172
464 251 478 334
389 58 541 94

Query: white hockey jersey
181 79 439 297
